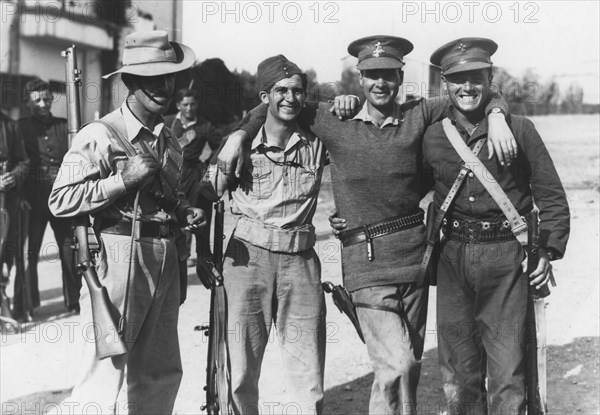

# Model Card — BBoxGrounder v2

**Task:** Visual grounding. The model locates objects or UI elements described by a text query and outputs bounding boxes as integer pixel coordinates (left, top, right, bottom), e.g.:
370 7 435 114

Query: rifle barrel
61 46 82 147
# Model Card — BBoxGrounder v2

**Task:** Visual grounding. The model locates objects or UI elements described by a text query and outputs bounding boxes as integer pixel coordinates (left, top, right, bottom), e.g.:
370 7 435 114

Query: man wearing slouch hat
48 30 205 414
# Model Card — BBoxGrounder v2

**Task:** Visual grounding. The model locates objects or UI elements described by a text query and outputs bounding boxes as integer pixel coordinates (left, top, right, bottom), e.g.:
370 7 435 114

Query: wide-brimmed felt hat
430 37 498 75
348 35 413 70
103 30 196 79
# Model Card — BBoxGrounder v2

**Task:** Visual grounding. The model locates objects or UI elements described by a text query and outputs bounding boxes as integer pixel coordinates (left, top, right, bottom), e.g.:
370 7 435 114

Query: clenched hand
119 154 159 190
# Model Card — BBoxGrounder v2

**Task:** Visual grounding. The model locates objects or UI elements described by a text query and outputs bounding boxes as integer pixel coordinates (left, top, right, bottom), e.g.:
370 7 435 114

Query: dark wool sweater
240 97 507 291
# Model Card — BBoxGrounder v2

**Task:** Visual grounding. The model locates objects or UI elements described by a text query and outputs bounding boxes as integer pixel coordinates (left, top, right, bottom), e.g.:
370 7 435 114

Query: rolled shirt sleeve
49 123 127 217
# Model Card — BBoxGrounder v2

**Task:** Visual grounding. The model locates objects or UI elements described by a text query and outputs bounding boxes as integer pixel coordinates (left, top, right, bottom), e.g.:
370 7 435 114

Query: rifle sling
416 137 486 287
92 120 141 337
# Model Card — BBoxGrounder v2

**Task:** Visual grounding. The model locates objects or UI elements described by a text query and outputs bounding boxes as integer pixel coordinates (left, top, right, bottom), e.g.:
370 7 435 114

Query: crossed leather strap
416 118 529 287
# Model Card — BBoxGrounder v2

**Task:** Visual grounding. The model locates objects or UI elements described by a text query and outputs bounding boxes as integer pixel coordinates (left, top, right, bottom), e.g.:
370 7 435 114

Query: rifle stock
63 45 127 359
74 217 127 359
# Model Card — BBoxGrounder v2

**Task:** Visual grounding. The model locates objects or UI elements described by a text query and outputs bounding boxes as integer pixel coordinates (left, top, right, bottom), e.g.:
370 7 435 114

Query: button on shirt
207 127 325 229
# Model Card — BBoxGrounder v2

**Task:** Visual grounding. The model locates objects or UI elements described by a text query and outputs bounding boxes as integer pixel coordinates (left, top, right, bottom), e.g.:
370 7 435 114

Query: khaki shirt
206 126 325 229
49 103 184 223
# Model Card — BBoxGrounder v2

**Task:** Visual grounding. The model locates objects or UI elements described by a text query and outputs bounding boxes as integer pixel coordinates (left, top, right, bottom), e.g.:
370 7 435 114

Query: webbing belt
417 118 529 287
416 138 486 286
442 118 528 246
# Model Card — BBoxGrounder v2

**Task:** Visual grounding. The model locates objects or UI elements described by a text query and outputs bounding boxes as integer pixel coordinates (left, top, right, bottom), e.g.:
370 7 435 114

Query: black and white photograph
1 1 598 414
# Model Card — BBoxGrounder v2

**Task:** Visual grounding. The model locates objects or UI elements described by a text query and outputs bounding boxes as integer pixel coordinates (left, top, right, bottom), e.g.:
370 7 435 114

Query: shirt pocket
247 162 275 200
295 165 319 197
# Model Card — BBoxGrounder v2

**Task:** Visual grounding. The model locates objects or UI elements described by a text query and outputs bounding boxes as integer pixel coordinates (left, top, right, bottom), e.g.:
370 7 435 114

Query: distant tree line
171 59 597 128
492 68 599 116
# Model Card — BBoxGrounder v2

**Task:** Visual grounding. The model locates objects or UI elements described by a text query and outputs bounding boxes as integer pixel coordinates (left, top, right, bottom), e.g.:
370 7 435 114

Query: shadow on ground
322 337 599 415
323 346 445 414
2 338 598 414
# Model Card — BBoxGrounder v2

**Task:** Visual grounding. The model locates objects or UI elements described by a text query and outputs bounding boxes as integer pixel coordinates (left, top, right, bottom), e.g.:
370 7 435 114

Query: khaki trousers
50 233 182 415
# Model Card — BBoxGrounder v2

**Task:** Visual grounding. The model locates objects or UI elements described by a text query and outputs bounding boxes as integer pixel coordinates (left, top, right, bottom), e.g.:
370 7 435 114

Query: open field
2 114 599 414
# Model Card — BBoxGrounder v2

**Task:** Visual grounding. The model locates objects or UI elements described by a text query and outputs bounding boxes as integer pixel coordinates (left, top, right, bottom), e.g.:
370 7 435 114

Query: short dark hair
23 78 51 102
174 88 197 104
264 73 308 94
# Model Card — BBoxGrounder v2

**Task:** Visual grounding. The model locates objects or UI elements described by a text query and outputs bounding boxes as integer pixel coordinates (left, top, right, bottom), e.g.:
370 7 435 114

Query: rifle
16 198 32 322
196 200 233 414
62 45 127 359
0 161 16 326
525 210 556 415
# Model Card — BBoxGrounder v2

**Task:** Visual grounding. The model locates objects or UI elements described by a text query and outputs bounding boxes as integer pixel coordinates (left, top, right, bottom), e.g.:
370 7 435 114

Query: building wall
2 0 185 119
402 57 442 101
0 0 115 121
136 1 182 42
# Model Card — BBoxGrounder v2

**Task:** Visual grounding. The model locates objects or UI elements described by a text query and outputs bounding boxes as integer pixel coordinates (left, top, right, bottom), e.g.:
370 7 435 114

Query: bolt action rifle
62 45 127 359
16 195 32 322
525 210 556 415
195 199 232 414
0 161 17 327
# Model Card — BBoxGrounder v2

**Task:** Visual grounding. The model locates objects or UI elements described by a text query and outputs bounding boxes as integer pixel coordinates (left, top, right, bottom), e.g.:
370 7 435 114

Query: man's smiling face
443 68 493 114
359 69 402 111
260 74 306 124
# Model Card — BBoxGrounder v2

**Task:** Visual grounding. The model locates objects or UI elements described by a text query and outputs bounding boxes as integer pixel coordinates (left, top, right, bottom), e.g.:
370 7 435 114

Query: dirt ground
1 114 599 414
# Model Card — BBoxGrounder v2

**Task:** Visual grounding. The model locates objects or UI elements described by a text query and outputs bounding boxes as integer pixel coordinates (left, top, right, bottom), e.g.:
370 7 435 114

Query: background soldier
1 110 29 321
17 79 80 314
48 30 205 414
423 38 570 414
164 88 221 269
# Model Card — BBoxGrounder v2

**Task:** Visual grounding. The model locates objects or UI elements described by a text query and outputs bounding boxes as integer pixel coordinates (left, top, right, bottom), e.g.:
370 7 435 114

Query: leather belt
98 220 176 239
442 216 519 244
338 211 424 261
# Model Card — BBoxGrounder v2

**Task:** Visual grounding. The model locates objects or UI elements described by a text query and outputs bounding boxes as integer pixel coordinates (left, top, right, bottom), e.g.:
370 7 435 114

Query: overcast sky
182 1 600 103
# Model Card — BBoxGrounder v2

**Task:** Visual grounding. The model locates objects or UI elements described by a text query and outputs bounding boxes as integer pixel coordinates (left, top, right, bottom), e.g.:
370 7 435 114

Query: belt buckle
159 223 170 238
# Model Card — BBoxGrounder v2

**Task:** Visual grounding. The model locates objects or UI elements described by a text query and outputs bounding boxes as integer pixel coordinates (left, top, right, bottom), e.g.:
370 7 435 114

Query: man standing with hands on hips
49 30 205 414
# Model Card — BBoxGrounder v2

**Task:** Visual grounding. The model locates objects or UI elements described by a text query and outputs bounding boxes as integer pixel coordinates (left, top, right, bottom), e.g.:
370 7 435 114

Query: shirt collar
251 126 307 153
121 101 165 142
351 102 403 128
447 106 488 143
175 111 197 129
